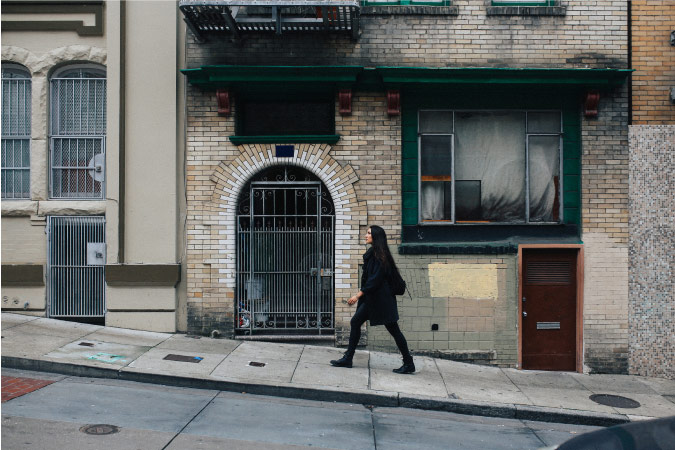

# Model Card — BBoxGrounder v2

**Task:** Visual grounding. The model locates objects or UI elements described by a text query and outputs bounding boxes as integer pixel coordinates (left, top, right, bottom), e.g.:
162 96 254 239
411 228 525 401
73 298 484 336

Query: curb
1 356 631 427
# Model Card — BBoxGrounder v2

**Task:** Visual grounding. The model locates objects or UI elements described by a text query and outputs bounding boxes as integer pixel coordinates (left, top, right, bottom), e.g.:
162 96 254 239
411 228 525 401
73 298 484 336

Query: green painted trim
401 88 583 230
1 264 44 286
2 1 104 37
182 66 364 89
377 67 632 88
105 264 181 287
229 135 341 145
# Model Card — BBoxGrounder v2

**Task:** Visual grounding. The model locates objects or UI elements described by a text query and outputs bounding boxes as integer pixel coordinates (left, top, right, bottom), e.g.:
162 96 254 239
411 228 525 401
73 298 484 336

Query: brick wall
184 0 630 368
631 0 675 124
628 125 674 380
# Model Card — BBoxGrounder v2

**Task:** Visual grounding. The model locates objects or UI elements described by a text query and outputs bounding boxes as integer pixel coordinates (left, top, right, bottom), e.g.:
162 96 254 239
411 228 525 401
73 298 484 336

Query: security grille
49 68 106 199
236 166 334 335
47 216 106 318
1 65 31 199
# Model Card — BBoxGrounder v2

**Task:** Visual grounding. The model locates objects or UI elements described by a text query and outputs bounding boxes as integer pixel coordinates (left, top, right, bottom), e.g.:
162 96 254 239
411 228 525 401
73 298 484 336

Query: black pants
347 303 412 362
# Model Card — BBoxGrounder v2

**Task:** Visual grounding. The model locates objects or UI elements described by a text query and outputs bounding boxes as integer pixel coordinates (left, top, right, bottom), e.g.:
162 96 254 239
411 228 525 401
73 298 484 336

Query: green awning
181 65 364 90
375 67 632 89
181 65 631 91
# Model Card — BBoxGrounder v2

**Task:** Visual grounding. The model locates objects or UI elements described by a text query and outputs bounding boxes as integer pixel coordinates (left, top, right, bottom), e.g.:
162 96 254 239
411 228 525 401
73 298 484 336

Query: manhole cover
589 394 641 409
80 424 120 435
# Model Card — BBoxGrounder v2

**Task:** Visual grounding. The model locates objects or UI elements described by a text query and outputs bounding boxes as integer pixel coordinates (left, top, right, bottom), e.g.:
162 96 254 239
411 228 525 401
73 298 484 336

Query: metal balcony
179 0 360 41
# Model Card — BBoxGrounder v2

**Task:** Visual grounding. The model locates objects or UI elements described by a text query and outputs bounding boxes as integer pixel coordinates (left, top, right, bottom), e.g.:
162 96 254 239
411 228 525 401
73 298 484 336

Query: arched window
49 65 106 199
1 64 31 199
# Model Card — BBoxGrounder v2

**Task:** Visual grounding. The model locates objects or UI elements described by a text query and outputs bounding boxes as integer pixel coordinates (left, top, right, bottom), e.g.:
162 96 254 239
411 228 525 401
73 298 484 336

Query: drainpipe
627 0 632 126
119 0 126 262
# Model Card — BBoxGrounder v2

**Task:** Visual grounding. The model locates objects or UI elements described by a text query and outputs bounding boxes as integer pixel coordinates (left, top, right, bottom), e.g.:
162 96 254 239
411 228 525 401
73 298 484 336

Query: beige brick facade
181 0 631 371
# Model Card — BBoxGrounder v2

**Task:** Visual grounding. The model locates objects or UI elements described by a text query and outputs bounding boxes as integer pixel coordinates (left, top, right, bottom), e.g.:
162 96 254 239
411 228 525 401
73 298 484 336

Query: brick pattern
187 1 627 69
368 254 517 366
1 376 54 402
628 125 675 380
631 0 675 124
184 0 630 368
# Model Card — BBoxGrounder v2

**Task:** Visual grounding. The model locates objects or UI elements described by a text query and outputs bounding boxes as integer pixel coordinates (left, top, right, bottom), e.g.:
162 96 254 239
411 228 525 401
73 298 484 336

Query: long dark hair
369 225 401 279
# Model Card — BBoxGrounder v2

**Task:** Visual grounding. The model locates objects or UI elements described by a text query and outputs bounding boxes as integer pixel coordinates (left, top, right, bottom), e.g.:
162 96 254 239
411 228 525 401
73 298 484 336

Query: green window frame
401 89 582 234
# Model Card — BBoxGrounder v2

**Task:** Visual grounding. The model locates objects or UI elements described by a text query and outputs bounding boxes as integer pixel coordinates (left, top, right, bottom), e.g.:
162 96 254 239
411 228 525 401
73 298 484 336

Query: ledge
229 135 341 145
1 264 45 286
361 5 458 15
105 264 181 287
399 243 519 255
486 6 566 16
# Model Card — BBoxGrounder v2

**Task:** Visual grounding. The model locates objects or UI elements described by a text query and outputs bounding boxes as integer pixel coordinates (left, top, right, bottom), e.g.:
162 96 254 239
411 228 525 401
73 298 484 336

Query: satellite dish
87 153 105 182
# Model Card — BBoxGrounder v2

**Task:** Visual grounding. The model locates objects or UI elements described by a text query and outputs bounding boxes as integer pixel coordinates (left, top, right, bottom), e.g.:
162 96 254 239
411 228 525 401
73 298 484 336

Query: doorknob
523 311 528 318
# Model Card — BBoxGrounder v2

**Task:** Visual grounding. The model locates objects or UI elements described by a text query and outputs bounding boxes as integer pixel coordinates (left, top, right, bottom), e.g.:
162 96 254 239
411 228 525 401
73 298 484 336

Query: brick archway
186 142 366 337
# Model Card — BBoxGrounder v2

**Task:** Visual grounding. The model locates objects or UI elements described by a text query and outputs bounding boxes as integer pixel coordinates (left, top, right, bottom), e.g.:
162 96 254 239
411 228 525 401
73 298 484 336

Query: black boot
330 352 353 368
393 356 415 374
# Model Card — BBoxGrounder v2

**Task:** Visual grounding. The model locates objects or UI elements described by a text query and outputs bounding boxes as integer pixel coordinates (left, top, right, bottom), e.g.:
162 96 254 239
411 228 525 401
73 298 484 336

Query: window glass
420 135 452 221
528 135 560 222
419 110 453 133
454 111 526 222
1 64 31 199
527 111 560 134
50 66 106 199
239 99 333 136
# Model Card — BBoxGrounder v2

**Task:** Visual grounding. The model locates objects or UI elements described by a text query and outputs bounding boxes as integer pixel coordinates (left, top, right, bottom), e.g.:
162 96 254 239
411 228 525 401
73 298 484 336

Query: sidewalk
2 312 674 427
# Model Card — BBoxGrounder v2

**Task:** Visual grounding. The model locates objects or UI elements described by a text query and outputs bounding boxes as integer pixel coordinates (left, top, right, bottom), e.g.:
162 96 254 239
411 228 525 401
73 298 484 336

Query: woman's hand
347 291 363 305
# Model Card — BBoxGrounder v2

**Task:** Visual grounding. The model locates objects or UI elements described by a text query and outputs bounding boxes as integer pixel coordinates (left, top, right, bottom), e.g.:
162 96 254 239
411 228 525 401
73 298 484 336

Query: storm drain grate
163 354 203 363
248 361 266 367
589 394 641 409
80 424 120 435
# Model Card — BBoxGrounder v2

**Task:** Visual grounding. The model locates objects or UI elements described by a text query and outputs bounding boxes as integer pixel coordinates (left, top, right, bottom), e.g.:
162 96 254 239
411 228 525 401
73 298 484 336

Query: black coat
358 248 399 326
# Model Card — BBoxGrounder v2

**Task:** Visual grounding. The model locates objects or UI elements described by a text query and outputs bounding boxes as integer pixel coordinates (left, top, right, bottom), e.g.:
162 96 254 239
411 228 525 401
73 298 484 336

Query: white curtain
454 111 526 222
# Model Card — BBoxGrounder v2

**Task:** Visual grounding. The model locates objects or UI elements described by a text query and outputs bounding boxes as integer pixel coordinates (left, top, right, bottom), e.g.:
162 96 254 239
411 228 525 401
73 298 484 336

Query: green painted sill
229 135 341 145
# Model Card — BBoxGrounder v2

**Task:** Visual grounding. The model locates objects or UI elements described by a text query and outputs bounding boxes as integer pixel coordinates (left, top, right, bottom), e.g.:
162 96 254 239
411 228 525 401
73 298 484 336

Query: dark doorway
522 249 577 371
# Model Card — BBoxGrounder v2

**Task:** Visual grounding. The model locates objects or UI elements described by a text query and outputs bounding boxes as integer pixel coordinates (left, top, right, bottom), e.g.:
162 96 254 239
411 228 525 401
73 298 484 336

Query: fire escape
179 0 361 41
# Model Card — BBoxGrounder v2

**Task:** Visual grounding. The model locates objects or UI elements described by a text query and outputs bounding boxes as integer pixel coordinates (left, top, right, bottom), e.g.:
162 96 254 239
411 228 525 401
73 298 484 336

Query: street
1 368 601 450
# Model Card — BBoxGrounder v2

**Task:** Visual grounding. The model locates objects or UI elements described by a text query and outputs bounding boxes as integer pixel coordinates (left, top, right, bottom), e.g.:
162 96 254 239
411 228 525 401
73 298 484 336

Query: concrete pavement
2 312 674 427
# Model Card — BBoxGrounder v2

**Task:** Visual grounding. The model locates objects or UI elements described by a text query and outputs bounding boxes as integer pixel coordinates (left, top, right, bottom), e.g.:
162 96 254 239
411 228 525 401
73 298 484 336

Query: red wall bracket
339 89 352 115
584 91 600 118
216 89 231 116
387 90 401 116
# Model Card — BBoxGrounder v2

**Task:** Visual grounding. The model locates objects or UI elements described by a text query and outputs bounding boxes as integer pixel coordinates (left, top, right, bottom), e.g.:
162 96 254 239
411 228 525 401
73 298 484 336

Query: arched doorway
236 165 335 336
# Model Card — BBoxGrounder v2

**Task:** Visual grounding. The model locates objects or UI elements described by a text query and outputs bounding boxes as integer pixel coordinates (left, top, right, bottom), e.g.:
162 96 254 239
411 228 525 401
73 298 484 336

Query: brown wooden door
522 249 577 371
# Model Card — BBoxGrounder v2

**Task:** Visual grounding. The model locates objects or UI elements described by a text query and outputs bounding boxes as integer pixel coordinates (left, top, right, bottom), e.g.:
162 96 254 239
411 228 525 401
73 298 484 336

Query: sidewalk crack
161 390 219 450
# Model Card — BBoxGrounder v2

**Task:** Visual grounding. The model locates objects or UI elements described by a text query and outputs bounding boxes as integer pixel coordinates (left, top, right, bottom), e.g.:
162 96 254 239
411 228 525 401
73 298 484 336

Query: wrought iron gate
236 167 334 335
47 216 106 317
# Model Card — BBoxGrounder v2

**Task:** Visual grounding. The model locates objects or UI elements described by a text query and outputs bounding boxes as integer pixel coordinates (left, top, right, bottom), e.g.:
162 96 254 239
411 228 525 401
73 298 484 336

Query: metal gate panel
47 216 106 317
236 169 334 335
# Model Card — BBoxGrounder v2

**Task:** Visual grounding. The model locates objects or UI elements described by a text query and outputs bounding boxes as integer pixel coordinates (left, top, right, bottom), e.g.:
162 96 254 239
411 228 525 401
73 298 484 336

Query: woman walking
330 225 415 374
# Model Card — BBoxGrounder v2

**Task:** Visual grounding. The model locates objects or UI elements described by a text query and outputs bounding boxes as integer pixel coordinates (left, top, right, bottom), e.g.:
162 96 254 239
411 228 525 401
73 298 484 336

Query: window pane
527 112 560 134
420 135 452 221
419 111 453 133
455 111 526 222
240 100 333 136
529 135 560 222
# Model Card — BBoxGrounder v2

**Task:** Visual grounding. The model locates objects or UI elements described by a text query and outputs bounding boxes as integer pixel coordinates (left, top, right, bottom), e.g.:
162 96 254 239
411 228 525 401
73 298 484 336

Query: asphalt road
1 368 601 450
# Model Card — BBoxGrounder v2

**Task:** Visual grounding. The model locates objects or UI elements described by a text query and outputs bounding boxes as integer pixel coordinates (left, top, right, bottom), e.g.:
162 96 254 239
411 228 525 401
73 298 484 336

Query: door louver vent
526 261 572 285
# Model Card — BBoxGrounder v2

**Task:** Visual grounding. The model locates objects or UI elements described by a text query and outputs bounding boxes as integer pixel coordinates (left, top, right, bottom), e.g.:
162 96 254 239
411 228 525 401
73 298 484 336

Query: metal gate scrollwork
236 166 335 335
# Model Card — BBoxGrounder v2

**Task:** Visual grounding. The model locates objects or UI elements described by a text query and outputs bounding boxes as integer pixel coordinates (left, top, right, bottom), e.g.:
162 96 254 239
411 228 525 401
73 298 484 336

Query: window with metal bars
1 64 31 199
49 65 106 199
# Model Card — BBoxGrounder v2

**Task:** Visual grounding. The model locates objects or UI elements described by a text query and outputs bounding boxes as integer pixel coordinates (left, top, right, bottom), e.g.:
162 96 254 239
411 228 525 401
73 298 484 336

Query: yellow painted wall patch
428 263 499 300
